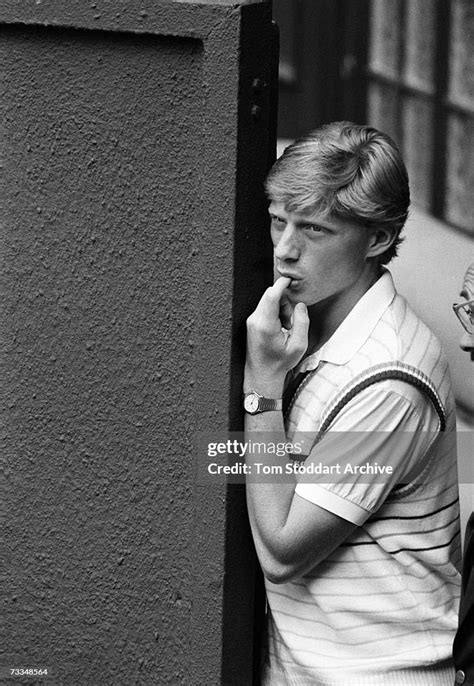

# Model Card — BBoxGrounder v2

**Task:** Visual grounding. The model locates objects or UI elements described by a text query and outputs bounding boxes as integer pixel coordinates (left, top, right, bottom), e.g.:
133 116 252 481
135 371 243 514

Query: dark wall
1 2 275 684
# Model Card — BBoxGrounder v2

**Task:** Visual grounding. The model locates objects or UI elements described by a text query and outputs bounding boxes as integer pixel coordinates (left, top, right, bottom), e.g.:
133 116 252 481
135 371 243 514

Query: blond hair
266 122 410 264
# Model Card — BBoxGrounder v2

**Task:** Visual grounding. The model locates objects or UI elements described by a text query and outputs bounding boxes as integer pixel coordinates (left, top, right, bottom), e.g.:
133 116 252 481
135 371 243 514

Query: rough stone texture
0 2 275 684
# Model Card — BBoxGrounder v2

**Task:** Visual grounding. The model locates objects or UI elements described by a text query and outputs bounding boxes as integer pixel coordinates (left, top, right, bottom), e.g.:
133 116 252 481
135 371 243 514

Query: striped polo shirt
262 270 462 686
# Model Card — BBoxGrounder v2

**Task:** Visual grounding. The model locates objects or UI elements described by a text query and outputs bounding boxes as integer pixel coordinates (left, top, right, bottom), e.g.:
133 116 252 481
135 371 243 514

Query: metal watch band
243 391 283 414
258 396 283 412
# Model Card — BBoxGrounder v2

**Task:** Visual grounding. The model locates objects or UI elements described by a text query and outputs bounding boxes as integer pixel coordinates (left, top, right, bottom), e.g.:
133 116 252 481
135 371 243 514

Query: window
367 0 474 235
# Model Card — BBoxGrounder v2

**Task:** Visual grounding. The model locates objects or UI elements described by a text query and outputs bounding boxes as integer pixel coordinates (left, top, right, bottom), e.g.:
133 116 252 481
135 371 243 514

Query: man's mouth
278 272 303 289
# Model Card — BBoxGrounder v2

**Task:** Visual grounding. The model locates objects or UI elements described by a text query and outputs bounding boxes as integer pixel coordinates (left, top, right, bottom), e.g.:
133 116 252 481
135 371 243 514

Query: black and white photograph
2 1 473 684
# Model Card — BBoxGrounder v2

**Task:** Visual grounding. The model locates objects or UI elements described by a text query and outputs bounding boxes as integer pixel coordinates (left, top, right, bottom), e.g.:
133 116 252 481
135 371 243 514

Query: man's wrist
243 391 283 415
244 364 285 397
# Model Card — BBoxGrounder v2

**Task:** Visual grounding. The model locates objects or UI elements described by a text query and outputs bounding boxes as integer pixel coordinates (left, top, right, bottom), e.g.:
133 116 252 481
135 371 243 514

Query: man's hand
245 277 309 395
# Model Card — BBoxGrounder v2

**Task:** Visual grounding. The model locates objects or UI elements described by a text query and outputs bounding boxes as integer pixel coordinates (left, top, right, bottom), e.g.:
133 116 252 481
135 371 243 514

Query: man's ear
366 226 398 259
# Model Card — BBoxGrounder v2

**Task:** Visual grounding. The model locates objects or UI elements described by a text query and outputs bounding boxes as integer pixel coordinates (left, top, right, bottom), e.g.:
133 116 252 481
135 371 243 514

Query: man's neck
306 266 382 356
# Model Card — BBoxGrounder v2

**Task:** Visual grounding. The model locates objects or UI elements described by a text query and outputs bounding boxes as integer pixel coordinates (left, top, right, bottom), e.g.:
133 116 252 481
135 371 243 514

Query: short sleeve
294 380 440 525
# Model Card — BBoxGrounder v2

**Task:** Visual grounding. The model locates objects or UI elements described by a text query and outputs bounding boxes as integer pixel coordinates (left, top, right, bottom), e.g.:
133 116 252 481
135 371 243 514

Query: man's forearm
245 408 301 580
243 278 330 581
244 366 299 569
245 409 296 525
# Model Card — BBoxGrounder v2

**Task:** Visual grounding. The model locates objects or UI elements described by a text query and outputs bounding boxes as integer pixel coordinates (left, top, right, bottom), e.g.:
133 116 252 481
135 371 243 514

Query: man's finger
287 302 309 359
256 276 292 320
280 294 294 330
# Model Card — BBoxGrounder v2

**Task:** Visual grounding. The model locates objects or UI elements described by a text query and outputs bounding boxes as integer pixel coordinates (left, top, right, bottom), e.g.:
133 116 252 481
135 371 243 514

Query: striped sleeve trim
295 483 369 525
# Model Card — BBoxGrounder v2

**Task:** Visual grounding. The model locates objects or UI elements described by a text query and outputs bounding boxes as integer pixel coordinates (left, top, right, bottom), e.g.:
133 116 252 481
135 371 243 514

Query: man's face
269 202 374 309
457 271 474 359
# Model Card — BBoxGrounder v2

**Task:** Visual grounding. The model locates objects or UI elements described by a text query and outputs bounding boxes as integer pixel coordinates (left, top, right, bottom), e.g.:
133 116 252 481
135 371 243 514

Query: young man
244 122 462 685
452 263 474 686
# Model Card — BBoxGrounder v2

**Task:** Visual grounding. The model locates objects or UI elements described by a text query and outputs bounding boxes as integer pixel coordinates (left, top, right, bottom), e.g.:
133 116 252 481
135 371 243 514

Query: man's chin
286 289 319 307
285 281 308 301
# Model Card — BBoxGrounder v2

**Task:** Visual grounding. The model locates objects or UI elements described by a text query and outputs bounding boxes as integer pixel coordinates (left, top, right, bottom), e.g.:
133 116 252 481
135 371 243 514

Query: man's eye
271 215 286 226
304 223 324 233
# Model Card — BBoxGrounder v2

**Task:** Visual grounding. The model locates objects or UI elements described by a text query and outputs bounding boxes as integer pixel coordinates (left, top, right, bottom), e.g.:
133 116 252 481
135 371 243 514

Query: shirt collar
298 270 396 372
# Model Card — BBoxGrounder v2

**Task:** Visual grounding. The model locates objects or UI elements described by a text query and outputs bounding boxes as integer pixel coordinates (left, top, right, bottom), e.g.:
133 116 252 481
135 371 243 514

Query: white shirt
263 270 461 686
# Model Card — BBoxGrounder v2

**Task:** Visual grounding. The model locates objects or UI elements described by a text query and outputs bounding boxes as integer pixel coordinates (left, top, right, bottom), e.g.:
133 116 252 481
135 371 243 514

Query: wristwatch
243 390 283 415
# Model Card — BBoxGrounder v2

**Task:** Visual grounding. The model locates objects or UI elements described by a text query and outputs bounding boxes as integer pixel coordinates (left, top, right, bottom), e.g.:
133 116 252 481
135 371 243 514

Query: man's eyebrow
267 206 334 229
295 216 333 230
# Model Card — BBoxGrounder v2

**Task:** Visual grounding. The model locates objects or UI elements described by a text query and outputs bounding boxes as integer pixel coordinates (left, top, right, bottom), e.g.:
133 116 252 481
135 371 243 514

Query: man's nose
274 224 300 261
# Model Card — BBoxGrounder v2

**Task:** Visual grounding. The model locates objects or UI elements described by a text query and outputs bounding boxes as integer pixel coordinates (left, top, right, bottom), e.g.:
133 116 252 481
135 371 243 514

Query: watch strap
244 391 283 414
258 396 283 412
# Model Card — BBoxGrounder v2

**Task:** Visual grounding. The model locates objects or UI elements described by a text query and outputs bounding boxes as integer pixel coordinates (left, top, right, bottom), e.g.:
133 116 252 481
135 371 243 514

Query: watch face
244 393 259 413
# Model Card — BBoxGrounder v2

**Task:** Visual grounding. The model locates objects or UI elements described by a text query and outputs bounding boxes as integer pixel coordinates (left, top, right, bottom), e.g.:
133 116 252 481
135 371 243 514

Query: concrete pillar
1 2 276 683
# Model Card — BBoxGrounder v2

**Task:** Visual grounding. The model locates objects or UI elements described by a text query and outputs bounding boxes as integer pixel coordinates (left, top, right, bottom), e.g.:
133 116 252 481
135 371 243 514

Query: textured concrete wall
1 2 275 684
